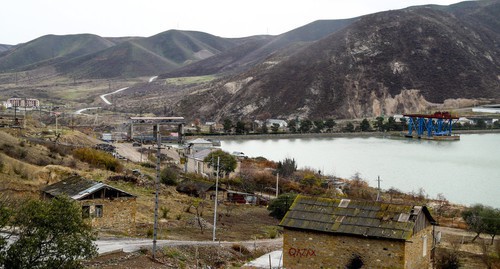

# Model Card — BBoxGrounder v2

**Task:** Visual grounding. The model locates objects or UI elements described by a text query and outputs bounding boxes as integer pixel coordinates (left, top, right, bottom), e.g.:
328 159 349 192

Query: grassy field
165 75 217 86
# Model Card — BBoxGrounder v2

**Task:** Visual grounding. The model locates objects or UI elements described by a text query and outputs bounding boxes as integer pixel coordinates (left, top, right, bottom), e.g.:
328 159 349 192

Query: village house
186 138 216 154
185 148 214 176
41 175 137 235
280 196 436 269
175 179 268 205
183 139 241 177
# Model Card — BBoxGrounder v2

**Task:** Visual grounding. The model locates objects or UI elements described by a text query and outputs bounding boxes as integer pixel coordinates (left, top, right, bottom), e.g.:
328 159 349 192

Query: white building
5 98 40 108
266 119 288 129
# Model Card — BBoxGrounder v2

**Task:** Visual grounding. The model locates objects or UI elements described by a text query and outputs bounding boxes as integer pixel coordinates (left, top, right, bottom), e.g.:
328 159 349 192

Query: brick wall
80 197 136 235
283 227 432 269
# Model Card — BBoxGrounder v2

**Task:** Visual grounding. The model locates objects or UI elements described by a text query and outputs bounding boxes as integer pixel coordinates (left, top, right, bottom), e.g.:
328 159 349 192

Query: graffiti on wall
288 247 316 258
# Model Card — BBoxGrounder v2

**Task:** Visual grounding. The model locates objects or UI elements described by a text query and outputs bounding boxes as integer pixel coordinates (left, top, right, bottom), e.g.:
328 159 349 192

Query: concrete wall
80 197 136 235
283 228 432 269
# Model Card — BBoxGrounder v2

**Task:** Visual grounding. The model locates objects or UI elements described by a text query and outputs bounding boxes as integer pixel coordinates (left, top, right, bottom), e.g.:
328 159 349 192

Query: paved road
114 142 182 164
74 107 101 115
113 143 143 162
100 87 129 105
96 238 282 254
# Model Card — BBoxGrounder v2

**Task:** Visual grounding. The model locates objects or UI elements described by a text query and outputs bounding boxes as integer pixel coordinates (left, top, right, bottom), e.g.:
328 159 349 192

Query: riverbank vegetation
185 115 500 138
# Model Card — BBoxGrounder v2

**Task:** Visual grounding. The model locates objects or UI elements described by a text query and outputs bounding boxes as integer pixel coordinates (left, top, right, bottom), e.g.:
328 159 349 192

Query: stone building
42 175 137 235
280 196 436 269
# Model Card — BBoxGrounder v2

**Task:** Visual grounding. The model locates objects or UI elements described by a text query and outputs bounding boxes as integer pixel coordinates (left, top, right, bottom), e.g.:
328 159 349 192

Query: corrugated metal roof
41 175 135 200
190 149 212 161
280 195 434 241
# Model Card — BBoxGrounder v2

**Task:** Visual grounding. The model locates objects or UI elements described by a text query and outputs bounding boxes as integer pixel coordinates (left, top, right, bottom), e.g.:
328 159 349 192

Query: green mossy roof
280 195 434 241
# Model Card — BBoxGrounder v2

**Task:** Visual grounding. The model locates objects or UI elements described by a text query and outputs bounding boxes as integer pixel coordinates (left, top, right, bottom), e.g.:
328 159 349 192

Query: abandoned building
280 196 436 269
176 179 226 200
42 175 137 234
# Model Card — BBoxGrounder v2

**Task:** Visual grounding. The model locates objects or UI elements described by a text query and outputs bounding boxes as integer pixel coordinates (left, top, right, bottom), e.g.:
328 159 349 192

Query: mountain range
0 0 499 120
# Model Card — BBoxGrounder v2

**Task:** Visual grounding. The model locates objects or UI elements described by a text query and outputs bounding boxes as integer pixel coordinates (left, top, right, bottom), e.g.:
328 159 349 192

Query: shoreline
196 128 500 140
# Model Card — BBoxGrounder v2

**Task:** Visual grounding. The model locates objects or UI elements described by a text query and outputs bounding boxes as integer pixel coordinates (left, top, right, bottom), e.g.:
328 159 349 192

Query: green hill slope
0 34 116 72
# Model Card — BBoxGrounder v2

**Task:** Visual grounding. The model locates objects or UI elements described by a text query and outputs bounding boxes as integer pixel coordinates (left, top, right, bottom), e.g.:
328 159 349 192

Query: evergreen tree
223 119 233 133
267 193 297 220
325 118 337 132
299 119 313 133
313 120 325 133
288 119 298 133
360 119 371 132
235 121 246 134
277 158 297 177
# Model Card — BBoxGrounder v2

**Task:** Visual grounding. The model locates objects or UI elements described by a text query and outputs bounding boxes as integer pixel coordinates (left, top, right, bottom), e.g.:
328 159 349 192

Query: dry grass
435 230 500 268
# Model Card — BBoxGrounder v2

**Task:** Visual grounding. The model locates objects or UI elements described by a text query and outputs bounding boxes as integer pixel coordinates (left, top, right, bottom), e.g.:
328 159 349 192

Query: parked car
132 142 142 147
231 151 247 158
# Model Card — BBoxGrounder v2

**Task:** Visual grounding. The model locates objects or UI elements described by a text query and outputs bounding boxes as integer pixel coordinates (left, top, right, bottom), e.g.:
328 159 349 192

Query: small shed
42 175 137 234
280 195 436 268
176 180 226 200
226 190 255 204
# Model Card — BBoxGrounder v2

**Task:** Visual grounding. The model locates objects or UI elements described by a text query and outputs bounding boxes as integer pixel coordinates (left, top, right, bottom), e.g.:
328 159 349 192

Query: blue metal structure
403 112 459 138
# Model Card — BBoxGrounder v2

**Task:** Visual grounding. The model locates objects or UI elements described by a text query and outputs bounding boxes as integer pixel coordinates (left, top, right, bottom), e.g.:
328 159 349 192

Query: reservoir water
220 133 500 207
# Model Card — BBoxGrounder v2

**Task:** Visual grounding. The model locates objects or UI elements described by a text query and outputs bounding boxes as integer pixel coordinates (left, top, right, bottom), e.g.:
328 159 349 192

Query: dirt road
114 142 182 164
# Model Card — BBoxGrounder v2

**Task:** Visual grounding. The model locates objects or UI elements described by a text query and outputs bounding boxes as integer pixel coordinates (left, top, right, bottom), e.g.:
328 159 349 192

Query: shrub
264 226 280 239
72 147 123 172
46 143 71 157
267 193 297 220
436 249 461 269
140 162 155 168
146 228 153 238
161 207 170 219
231 244 250 254
160 166 179 186
0 144 27 160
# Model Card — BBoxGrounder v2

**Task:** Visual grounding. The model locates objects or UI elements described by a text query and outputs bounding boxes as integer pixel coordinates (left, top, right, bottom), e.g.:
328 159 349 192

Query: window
95 205 103 218
82 206 90 218
339 199 351 208
398 213 410 222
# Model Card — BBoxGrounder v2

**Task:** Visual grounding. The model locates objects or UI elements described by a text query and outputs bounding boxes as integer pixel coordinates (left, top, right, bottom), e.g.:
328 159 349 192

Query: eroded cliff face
175 3 500 121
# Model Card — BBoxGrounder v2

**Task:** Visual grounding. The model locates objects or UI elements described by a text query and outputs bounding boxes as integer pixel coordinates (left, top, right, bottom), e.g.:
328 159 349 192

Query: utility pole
276 172 279 198
55 113 58 135
376 176 382 202
212 157 220 241
13 104 17 127
23 97 26 128
140 134 144 163
152 124 162 259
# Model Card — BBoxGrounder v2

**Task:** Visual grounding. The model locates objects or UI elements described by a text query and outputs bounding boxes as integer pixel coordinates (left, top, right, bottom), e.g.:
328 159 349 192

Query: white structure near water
472 105 500 114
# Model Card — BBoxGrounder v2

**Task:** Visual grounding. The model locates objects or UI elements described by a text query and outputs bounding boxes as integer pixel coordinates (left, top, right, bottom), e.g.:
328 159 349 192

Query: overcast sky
1 0 465 45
